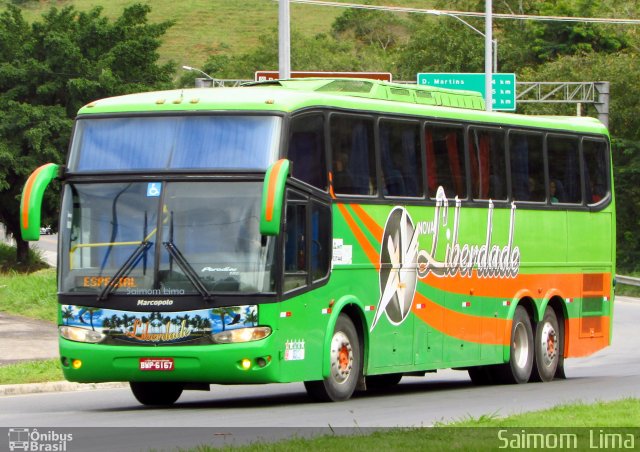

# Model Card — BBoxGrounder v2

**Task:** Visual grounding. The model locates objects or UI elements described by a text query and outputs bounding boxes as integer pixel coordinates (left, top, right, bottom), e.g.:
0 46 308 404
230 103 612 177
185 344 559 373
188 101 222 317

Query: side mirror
260 159 290 236
20 163 59 241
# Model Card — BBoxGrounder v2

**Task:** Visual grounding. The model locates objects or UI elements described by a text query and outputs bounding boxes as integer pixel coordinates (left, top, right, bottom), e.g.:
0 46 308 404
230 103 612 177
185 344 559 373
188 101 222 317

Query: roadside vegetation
0 358 62 385
0 244 56 322
179 399 639 451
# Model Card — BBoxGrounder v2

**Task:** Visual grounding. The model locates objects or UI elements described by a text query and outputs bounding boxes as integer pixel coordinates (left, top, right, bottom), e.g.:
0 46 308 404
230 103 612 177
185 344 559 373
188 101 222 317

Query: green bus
21 78 614 405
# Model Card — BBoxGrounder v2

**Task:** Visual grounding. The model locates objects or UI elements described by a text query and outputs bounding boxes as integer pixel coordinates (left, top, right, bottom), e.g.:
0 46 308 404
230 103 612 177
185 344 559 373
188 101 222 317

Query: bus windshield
59 181 276 296
68 115 281 172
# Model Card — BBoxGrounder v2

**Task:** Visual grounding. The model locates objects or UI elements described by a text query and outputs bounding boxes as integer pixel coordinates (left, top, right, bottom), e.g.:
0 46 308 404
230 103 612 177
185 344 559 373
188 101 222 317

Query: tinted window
311 201 331 282
284 196 307 292
509 132 544 202
288 114 327 190
583 140 609 205
469 128 507 200
425 124 466 199
547 135 581 204
330 115 376 196
379 120 423 197
69 116 281 171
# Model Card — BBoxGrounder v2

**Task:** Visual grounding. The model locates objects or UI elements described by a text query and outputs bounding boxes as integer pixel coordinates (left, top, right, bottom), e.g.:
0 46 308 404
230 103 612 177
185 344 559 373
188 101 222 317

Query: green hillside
3 0 429 71
5 0 335 68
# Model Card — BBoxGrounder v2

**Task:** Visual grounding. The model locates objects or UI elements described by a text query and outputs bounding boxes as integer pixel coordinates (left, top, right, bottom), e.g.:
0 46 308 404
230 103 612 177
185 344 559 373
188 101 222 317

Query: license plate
139 358 174 371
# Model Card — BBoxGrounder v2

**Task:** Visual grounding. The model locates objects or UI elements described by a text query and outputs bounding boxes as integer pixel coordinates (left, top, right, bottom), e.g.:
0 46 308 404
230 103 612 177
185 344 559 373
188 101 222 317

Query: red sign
255 71 392 82
139 358 175 371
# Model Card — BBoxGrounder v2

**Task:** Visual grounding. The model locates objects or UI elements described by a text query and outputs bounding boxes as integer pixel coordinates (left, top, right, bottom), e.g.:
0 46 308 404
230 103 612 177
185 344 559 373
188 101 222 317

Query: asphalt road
0 297 638 451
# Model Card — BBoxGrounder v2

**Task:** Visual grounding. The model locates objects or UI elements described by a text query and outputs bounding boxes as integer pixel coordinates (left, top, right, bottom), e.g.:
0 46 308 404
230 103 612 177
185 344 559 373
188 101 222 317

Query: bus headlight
59 326 106 344
212 327 272 344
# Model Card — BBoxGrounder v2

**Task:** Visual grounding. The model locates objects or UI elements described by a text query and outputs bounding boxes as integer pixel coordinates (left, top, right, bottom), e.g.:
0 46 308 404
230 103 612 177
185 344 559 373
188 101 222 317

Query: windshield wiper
97 241 152 301
163 241 213 301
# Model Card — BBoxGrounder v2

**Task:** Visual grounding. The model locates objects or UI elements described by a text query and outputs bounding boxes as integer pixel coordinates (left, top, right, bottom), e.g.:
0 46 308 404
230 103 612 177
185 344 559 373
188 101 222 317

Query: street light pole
485 0 493 112
440 13 497 72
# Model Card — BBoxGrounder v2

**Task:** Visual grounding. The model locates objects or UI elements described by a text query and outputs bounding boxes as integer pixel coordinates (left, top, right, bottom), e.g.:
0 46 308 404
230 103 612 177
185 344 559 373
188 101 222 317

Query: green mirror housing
260 159 290 236
20 163 59 241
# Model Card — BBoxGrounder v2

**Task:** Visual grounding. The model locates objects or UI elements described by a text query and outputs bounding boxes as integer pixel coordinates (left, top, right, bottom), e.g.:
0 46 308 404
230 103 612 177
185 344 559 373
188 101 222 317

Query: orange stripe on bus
420 271 610 301
412 292 510 346
265 159 285 222
350 204 383 242
337 204 380 268
21 165 48 230
564 316 611 358
328 172 336 199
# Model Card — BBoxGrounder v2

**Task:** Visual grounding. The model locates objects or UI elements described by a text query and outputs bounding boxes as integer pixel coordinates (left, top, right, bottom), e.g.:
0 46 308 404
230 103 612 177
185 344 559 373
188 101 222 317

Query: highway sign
417 73 516 111
255 71 393 82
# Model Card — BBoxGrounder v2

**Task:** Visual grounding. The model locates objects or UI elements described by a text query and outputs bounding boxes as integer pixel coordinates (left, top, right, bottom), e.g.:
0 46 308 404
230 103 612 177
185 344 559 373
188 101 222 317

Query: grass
448 398 640 427
0 358 63 385
0 244 57 322
178 399 640 451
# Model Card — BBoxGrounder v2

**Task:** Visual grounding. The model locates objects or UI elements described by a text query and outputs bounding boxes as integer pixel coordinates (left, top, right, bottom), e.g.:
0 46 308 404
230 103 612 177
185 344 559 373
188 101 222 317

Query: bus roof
78 78 609 136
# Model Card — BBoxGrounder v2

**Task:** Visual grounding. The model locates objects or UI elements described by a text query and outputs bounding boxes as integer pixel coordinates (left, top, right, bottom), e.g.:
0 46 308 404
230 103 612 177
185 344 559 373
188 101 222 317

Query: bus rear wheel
304 314 362 402
532 307 561 382
130 382 183 406
497 305 534 384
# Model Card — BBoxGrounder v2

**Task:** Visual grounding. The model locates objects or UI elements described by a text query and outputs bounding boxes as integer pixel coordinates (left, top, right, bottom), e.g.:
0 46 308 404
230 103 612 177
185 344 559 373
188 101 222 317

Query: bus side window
311 201 331 282
547 135 580 204
583 140 609 205
509 132 544 202
331 115 376 196
288 114 327 190
284 199 307 292
425 124 466 199
380 120 422 197
469 128 506 200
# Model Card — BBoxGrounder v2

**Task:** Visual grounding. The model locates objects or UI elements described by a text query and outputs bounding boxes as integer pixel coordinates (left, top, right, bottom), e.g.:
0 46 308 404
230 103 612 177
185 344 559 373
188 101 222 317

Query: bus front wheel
304 314 362 402
130 382 183 406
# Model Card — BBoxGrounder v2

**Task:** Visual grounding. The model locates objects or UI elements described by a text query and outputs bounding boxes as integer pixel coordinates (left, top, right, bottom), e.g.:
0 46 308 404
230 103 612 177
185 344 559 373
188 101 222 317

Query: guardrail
616 275 640 287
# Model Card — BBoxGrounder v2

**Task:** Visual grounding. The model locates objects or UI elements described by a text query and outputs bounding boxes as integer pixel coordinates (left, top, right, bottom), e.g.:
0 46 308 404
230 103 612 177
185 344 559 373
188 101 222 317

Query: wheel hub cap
540 322 558 367
330 331 353 384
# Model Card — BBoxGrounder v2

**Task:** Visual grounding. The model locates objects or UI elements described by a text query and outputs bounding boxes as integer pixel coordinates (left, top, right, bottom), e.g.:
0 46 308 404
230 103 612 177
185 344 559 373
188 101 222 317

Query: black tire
531 307 561 382
130 382 183 406
366 373 402 391
496 305 534 384
304 314 362 402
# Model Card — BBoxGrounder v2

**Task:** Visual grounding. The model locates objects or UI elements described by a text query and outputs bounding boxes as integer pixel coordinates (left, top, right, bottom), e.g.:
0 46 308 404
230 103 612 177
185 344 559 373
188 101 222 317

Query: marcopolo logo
8 428 73 451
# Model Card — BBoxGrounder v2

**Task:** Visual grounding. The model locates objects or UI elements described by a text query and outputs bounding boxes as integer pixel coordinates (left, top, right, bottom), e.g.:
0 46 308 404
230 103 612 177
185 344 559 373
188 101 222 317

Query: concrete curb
0 381 127 397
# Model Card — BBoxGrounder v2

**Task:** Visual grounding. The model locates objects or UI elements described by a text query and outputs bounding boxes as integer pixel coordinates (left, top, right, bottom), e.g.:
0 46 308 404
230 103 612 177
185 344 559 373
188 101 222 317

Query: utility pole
279 0 291 79
484 0 492 112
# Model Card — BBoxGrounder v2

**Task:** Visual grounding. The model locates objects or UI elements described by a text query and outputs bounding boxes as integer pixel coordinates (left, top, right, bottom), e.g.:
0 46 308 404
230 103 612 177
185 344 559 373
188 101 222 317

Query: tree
178 28 362 86
0 4 175 264
395 15 485 79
